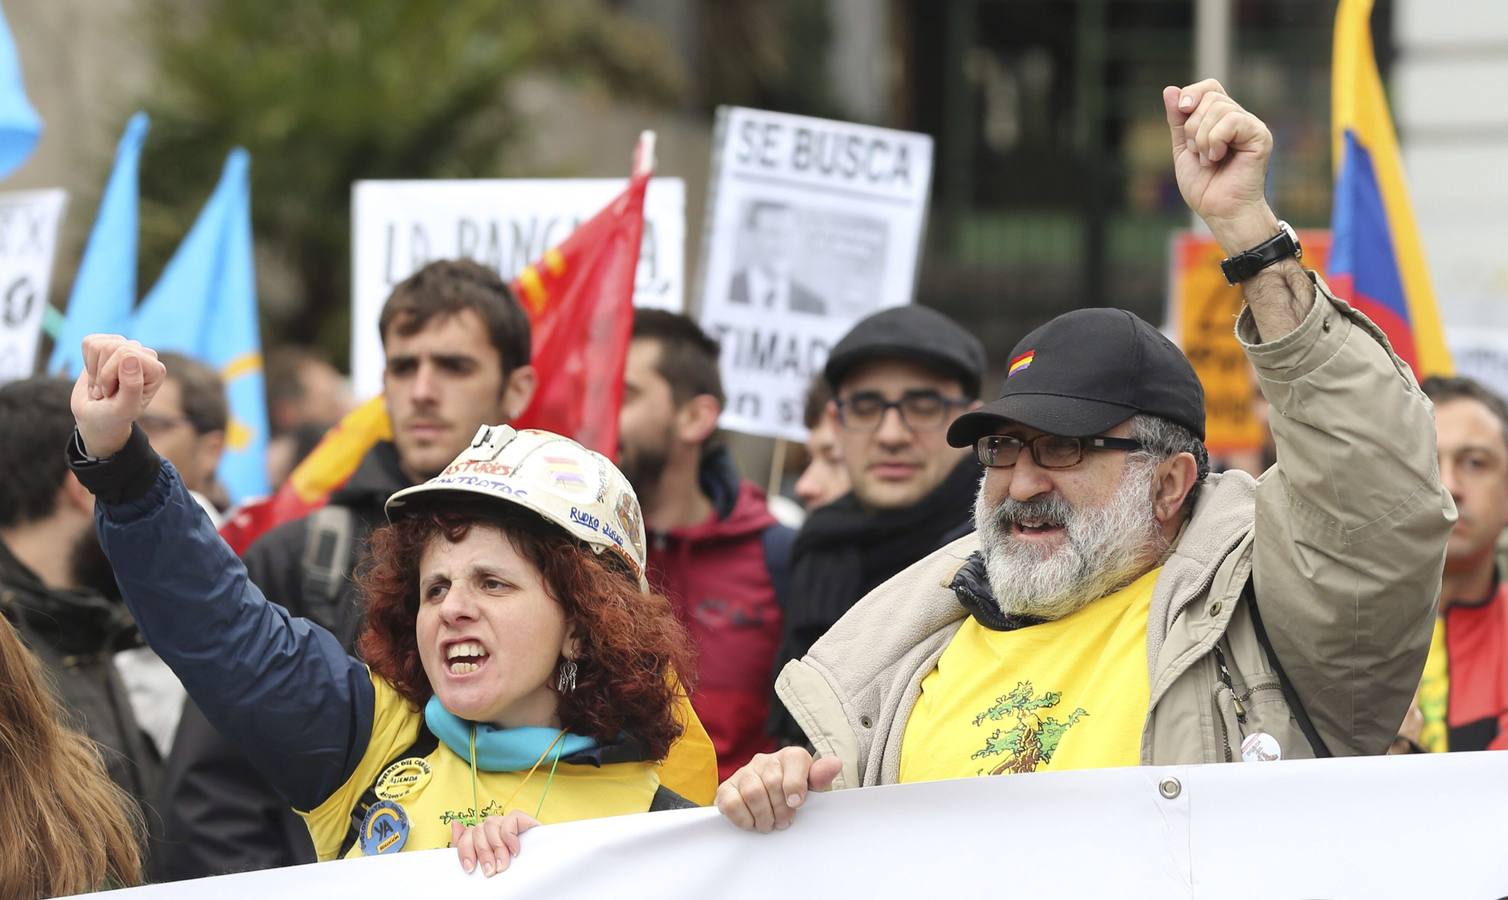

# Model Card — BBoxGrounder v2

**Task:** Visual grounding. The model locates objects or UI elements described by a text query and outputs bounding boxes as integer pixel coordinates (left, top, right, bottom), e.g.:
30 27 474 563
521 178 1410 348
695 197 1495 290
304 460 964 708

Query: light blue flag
0 2 41 179
132 148 269 502
49 112 149 375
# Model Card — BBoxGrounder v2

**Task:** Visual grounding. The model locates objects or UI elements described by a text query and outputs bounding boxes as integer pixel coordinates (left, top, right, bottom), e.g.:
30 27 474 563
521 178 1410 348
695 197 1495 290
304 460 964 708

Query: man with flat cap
766 302 986 746
721 79 1454 830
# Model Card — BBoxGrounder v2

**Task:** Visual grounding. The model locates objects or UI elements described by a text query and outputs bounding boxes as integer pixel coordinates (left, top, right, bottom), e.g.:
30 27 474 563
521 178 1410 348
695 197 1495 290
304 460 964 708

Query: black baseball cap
946 307 1205 447
825 305 987 399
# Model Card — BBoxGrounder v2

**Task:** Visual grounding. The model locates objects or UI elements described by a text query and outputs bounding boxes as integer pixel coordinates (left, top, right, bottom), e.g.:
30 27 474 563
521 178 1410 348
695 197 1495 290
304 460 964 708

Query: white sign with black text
696 108 933 441
0 189 65 384
350 178 685 399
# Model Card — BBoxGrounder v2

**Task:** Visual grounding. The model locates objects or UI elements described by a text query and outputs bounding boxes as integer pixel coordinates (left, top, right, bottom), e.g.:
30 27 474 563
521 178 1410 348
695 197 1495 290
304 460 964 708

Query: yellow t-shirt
301 673 662 860
1416 617 1449 753
899 567 1159 783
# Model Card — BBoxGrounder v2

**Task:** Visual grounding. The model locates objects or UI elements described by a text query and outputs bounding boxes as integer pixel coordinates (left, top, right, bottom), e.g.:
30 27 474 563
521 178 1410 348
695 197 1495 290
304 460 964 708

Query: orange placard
1169 230 1330 454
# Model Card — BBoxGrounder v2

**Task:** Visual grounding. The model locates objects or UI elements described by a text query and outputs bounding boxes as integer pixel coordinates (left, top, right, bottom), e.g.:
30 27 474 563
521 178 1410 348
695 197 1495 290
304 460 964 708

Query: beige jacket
776 278 1455 789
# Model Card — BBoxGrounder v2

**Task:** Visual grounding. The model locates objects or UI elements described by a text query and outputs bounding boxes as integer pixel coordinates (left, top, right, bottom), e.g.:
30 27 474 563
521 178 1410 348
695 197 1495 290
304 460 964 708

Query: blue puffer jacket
71 425 375 811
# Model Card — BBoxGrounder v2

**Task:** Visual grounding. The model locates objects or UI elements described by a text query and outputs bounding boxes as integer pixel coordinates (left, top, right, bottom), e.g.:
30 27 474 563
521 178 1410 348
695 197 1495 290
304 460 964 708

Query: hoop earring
556 659 578 693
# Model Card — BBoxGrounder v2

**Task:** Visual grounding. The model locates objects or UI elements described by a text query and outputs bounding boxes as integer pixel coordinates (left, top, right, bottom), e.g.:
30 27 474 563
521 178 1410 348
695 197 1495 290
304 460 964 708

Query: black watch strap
1219 222 1302 285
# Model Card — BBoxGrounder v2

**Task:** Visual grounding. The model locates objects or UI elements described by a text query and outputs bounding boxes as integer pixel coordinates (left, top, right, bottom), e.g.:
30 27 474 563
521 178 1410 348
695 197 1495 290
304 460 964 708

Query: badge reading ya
358 800 410 856
375 757 433 802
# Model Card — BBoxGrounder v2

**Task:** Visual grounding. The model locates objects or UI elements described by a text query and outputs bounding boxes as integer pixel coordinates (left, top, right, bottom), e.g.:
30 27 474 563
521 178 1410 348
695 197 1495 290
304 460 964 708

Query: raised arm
1166 81 1454 752
68 335 374 810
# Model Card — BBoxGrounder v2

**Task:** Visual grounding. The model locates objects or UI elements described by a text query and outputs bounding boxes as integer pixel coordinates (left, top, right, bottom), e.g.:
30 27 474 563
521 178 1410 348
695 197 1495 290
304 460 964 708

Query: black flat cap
824 305 987 398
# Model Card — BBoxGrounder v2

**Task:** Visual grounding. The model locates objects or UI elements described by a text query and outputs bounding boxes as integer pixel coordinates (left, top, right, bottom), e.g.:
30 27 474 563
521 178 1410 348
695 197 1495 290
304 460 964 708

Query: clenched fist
70 335 167 458
1163 79 1281 255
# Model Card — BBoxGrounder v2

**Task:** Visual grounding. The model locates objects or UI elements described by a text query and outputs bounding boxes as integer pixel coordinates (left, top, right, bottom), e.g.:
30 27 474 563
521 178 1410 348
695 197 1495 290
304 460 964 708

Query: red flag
219 133 655 553
510 134 653 456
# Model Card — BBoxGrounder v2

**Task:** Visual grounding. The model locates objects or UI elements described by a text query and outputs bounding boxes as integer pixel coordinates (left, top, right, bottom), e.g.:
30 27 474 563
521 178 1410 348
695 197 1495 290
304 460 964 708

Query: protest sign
80 751 1508 899
1449 325 1508 401
1167 230 1331 454
696 107 933 441
350 177 685 398
0 189 64 383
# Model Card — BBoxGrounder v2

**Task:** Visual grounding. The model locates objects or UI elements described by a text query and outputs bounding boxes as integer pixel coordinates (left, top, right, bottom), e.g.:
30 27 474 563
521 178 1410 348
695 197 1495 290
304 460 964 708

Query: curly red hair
357 508 696 760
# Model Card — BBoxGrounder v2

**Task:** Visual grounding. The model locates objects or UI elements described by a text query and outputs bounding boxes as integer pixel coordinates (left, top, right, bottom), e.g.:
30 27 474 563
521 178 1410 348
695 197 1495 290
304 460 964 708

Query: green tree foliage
970 681 1087 775
134 0 683 359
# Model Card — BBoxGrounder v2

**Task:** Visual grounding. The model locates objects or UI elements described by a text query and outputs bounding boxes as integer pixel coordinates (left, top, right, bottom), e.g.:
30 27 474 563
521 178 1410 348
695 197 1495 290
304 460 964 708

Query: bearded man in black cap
721 79 1454 830
767 303 986 745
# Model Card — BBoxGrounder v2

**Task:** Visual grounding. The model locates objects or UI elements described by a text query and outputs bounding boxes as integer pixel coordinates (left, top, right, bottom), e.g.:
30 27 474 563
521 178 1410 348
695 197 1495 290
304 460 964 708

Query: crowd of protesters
0 80 1499 897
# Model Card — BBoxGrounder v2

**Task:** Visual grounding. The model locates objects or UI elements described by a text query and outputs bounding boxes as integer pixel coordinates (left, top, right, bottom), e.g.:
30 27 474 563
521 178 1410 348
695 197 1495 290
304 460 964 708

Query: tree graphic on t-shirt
970 681 1087 775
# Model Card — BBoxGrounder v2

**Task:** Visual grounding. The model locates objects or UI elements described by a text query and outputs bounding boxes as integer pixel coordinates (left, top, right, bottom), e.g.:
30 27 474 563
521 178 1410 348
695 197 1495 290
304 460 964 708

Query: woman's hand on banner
451 811 540 877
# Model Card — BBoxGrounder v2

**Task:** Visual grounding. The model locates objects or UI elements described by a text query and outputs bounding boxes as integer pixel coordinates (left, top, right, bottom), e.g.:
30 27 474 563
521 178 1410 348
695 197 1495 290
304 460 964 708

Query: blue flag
49 112 149 375
132 148 269 502
0 2 40 179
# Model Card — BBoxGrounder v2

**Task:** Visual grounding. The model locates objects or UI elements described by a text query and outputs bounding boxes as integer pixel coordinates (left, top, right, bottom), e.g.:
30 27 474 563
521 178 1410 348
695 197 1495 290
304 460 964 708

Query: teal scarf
424 696 598 771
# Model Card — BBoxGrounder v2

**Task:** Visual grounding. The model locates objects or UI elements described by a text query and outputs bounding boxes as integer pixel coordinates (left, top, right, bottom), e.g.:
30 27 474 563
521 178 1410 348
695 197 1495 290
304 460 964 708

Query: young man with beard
767 302 987 745
0 377 161 827
718 80 1454 829
619 309 793 779
157 259 537 880
1403 376 1508 753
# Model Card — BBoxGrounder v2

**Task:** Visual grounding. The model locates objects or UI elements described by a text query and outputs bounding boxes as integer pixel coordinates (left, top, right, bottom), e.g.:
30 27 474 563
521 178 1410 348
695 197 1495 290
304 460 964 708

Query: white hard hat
385 425 649 589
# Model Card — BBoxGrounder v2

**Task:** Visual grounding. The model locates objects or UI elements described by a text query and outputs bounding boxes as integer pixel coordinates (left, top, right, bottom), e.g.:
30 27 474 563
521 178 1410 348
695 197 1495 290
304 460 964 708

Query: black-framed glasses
835 390 972 432
975 433 1143 469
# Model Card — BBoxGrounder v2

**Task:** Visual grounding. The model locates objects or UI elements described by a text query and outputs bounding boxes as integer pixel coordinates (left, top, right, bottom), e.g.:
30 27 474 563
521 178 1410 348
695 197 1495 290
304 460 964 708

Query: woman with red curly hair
65 335 712 878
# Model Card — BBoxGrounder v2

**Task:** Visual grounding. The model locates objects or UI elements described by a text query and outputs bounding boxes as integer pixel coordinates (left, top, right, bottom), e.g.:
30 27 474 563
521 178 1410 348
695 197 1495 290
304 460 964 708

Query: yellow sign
1170 231 1330 454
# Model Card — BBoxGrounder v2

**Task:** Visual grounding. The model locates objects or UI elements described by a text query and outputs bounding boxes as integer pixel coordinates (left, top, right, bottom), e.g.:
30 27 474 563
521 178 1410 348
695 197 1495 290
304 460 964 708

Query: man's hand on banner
451 811 540 877
715 747 843 833
71 334 167 458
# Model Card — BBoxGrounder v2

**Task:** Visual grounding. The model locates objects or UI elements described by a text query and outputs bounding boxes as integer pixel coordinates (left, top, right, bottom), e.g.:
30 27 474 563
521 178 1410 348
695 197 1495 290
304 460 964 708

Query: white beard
974 458 1166 621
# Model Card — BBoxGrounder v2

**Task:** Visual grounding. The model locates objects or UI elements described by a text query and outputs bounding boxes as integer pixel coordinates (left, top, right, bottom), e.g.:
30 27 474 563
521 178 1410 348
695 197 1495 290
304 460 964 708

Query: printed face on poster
350 178 685 399
0 189 66 384
697 107 934 441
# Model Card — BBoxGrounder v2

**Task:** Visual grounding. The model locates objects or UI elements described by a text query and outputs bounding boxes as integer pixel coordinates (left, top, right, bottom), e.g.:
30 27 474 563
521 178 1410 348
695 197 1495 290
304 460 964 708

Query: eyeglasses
835 390 972 432
974 433 1143 469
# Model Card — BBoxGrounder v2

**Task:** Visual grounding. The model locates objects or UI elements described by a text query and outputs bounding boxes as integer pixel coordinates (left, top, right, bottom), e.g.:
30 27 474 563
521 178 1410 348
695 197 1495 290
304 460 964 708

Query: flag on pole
49 113 149 375
130 148 269 502
510 131 653 454
220 131 658 552
0 1 40 180
1328 0 1452 378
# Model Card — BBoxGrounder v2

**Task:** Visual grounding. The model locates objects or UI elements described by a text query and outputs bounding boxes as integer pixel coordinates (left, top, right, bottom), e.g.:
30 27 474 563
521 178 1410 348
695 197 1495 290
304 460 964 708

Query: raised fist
1163 79 1282 255
70 334 167 458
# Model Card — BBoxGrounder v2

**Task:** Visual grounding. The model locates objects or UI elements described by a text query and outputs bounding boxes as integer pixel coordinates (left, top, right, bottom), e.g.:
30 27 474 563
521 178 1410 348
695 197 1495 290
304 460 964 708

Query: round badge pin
375 757 433 802
1240 731 1281 762
359 800 410 856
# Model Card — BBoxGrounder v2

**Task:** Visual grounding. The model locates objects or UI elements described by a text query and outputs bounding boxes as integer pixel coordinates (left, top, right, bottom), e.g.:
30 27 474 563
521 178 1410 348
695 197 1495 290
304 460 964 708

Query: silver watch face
1278 220 1302 258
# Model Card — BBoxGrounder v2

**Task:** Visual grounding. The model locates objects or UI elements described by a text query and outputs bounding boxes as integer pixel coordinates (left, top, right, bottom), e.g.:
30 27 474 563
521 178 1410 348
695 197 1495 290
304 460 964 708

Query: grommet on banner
1158 777 1182 800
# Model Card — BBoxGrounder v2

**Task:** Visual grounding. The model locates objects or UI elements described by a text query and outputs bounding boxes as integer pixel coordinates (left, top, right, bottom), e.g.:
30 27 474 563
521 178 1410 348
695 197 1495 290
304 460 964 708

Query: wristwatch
1219 221 1302 285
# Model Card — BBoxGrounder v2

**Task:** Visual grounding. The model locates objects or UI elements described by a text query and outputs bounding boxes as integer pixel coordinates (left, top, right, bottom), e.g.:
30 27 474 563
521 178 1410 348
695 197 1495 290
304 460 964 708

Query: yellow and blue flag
131 148 268 502
49 113 149 375
0 1 40 179
1328 0 1452 378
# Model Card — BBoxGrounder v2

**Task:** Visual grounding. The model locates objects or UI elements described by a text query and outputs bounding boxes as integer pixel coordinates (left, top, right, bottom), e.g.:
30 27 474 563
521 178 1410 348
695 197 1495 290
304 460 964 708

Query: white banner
83 751 1508 899
696 107 933 441
0 189 65 383
350 178 686 399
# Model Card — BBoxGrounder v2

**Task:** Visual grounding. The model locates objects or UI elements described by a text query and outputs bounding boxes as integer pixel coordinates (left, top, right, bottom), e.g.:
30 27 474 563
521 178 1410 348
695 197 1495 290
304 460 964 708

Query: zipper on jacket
1210 643 1247 724
1213 697 1234 763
